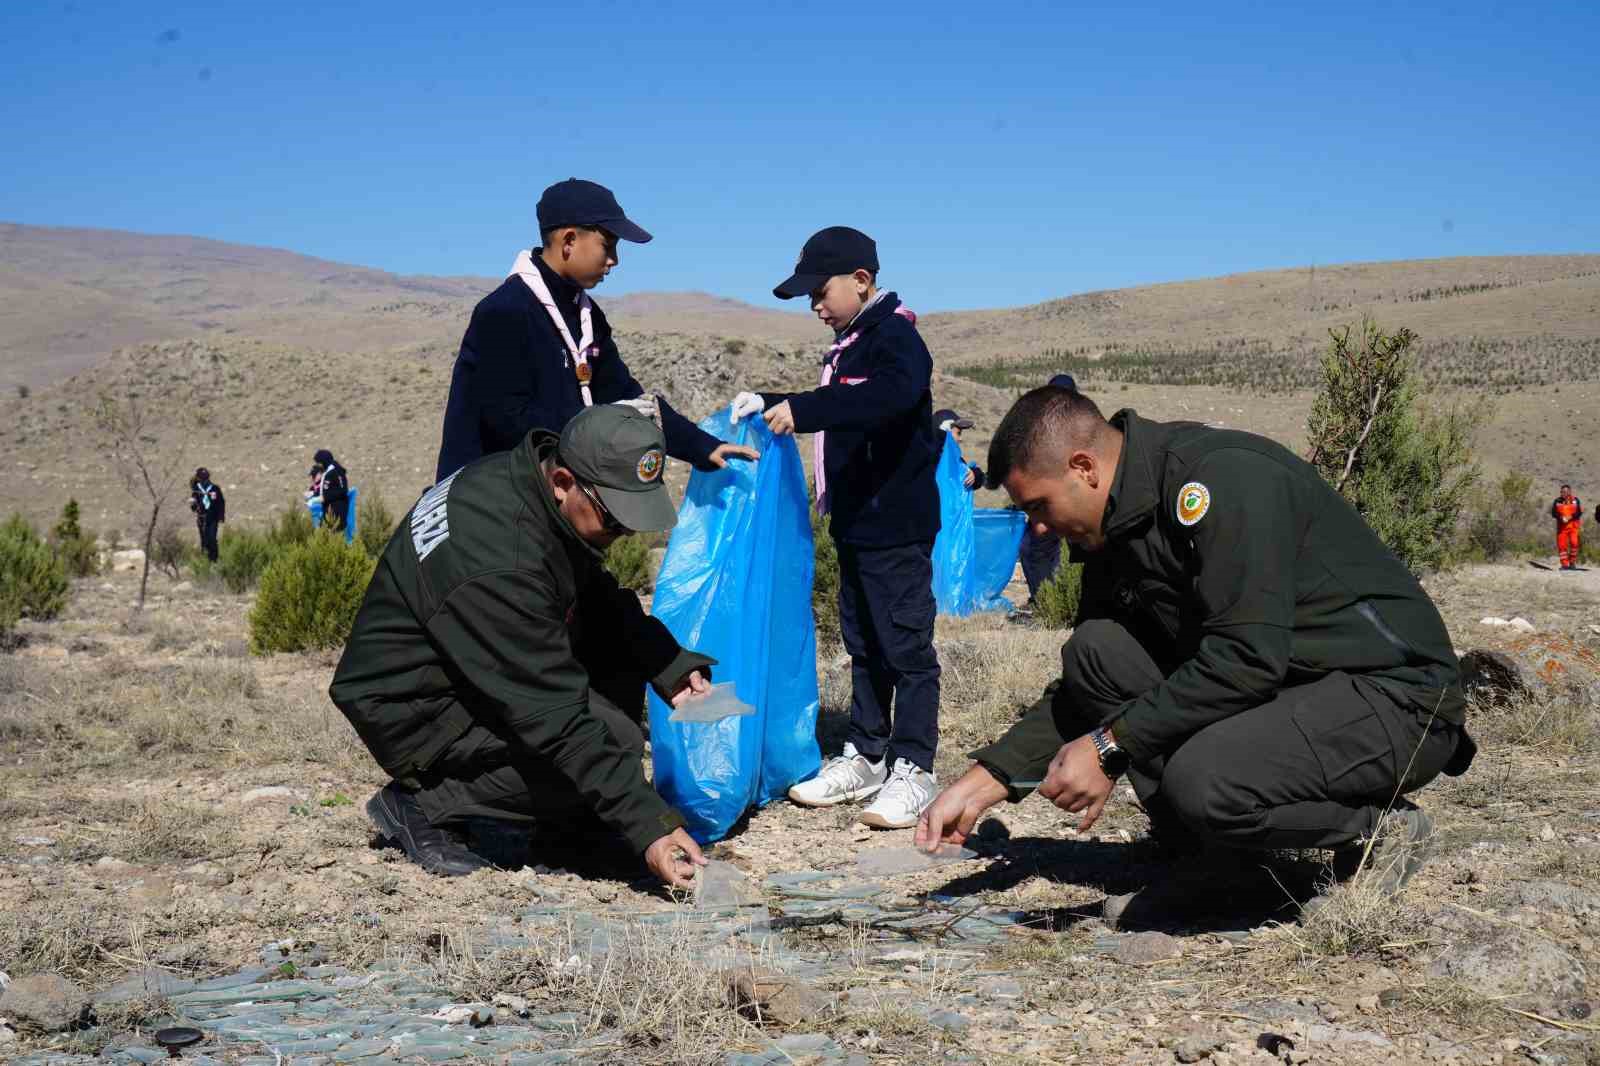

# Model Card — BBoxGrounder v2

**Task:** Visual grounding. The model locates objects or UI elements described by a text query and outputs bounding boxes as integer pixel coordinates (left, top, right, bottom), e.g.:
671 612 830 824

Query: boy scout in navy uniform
435 178 757 481
331 406 714 888
916 386 1475 925
729 226 943 830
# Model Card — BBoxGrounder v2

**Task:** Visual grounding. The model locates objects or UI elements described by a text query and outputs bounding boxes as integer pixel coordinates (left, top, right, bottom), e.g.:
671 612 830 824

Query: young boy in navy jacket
730 227 942 828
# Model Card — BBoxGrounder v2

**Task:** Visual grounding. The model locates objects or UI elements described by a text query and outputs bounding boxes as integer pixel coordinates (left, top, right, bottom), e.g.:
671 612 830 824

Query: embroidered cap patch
1176 482 1211 526
636 449 664 483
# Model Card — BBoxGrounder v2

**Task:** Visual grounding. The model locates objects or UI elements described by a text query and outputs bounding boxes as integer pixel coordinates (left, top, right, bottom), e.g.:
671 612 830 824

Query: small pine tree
249 532 377 654
1032 562 1083 629
49 499 101 578
215 529 279 593
603 534 654 592
1305 319 1483 573
356 491 398 559
0 514 70 621
811 509 841 650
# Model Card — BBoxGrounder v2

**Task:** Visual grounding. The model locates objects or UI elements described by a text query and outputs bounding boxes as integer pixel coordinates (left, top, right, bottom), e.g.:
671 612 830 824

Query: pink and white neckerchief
812 292 918 515
510 250 600 406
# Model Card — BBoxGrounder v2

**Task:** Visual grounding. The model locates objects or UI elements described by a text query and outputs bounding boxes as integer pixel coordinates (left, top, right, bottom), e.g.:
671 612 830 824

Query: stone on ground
0 974 91 1033
1426 929 1588 1010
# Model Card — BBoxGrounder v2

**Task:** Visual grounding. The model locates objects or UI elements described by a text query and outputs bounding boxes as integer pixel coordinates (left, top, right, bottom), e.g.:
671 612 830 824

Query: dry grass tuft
1473 693 1597 755
412 917 770 1064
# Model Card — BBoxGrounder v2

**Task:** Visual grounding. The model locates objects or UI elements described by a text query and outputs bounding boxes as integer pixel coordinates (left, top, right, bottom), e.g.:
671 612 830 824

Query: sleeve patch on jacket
1176 481 1211 527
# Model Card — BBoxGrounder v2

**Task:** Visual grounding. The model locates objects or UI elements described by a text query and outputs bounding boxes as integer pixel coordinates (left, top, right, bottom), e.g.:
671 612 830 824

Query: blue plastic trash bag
306 486 358 545
647 410 821 843
972 509 1026 613
931 433 977 615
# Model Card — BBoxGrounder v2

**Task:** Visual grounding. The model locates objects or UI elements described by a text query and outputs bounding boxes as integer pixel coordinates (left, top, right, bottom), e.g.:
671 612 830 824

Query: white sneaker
788 743 887 807
857 759 938 829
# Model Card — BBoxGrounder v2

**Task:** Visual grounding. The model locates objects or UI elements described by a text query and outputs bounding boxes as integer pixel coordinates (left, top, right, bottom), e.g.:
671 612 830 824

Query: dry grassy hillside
4 224 1598 536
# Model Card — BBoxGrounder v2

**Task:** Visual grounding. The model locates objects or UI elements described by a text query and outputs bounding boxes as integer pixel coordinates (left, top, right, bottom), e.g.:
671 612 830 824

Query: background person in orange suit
1552 484 1583 570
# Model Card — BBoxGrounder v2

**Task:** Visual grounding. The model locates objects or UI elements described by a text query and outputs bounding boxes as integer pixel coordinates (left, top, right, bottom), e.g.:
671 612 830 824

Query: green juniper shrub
0 514 70 621
811 509 841 650
604 534 655 593
1032 562 1083 629
249 531 377 654
49 499 101 578
356 491 398 559
215 529 278 593
1462 471 1539 562
268 502 317 550
1305 318 1483 573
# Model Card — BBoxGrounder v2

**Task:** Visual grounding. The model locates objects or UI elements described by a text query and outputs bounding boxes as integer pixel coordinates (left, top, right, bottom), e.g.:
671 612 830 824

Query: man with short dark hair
917 386 1475 924
435 178 757 481
1553 484 1583 570
331 405 715 888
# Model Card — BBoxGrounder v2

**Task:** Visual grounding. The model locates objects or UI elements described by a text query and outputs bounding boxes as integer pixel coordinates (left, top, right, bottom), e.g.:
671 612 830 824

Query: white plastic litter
668 683 756 723
693 859 762 908
854 845 979 878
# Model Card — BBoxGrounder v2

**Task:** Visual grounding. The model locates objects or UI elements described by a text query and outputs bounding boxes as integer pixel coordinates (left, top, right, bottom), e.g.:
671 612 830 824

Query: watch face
1101 747 1131 778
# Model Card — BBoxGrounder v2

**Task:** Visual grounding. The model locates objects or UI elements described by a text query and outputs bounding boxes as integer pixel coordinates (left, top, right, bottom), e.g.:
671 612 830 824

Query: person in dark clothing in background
934 408 984 490
189 467 224 563
918 386 1475 928
729 226 942 830
310 449 350 532
435 178 758 481
330 406 716 887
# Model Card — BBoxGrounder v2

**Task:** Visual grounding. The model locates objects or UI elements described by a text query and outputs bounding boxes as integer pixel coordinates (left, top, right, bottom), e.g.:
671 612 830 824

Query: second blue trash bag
931 433 977 615
972 508 1027 613
647 410 821 843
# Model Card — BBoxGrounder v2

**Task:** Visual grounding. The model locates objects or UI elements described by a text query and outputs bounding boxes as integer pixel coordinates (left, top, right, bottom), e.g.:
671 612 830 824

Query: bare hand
763 401 796 436
668 669 711 708
1036 735 1115 832
643 828 706 889
963 468 978 489
915 764 1009 852
708 443 761 468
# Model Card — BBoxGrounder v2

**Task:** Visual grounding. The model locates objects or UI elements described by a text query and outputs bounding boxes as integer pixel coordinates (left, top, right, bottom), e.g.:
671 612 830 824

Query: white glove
730 392 765 422
611 394 661 426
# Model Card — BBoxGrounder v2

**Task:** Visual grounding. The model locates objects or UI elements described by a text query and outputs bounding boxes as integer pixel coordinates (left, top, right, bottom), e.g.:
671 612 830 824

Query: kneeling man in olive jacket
330 405 713 888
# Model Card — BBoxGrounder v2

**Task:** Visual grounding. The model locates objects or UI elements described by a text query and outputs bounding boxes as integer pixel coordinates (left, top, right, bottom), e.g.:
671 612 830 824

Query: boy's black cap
933 409 974 430
537 178 653 244
773 226 878 300
557 406 676 533
1048 373 1078 391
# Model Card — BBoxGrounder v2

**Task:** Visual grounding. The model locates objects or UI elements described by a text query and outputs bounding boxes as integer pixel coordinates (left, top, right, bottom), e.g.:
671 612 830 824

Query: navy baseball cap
933 409 974 430
773 226 879 300
536 179 653 244
1048 373 1078 391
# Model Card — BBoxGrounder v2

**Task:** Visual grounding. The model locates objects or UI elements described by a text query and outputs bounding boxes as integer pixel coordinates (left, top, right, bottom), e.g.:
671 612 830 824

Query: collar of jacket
529 250 585 309
512 431 605 562
1100 409 1164 542
835 290 902 341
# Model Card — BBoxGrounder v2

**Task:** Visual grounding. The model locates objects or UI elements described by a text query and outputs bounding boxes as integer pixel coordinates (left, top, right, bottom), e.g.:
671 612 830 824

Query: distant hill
2 223 1597 537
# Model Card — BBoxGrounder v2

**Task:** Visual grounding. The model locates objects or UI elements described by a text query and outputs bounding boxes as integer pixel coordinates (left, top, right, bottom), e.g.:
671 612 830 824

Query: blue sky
3 1 1596 310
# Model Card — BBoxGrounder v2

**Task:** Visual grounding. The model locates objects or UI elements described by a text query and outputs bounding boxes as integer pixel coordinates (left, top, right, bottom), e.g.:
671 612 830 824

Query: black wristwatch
1090 727 1130 779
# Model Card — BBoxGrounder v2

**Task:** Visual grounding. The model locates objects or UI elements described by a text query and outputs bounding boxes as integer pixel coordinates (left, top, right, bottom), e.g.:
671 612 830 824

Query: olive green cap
557 405 676 532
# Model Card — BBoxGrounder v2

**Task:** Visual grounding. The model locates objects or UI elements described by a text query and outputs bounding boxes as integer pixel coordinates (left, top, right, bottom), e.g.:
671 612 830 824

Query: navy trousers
837 540 941 772
1019 525 1063 600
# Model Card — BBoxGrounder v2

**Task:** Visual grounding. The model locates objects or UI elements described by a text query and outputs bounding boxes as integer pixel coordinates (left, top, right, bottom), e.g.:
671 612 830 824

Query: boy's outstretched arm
756 324 932 435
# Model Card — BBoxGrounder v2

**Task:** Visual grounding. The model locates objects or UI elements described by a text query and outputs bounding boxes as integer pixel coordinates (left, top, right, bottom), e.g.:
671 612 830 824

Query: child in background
729 226 942 828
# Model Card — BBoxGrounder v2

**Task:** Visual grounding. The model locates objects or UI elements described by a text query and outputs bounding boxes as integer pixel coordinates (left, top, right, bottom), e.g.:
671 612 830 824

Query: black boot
366 784 494 877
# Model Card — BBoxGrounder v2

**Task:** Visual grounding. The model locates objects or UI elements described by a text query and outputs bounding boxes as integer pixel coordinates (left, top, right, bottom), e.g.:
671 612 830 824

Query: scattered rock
1114 931 1183 965
0 974 90 1033
110 548 146 573
1175 1032 1225 1062
239 785 302 805
1460 639 1600 708
1427 929 1588 1009
725 970 835 1027
976 976 1023 1002
171 582 193 593
1355 993 1379 1013
1516 881 1600 917
14 835 55 847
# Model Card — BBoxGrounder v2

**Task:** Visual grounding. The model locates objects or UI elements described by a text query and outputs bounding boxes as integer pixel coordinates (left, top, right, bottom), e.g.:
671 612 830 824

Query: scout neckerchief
812 291 917 515
511 249 599 406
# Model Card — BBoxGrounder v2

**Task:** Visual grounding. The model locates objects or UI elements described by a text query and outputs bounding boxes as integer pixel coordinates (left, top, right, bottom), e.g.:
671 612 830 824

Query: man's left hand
763 401 796 436
668 669 711 708
963 468 978 489
708 443 761 468
1036 734 1115 832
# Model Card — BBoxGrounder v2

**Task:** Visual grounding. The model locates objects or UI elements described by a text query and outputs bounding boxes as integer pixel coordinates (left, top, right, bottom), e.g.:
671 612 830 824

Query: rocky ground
2 562 1599 1065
